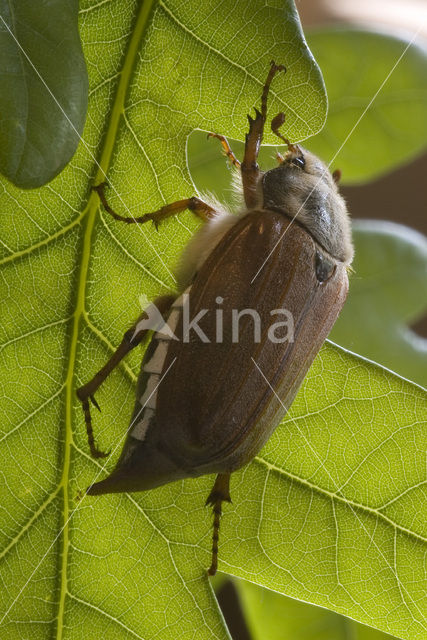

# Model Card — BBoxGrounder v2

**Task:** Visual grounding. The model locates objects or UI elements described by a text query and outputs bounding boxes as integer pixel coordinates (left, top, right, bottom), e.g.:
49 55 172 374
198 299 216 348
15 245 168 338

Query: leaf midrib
56 2 157 638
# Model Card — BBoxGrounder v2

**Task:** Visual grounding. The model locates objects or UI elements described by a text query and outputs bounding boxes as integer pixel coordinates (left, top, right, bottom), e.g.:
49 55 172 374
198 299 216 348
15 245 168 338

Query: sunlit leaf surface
0 1 327 638
0 2 425 640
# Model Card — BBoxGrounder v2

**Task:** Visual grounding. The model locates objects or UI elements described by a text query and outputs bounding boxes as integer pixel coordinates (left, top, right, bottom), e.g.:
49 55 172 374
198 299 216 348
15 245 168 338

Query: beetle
76 62 353 576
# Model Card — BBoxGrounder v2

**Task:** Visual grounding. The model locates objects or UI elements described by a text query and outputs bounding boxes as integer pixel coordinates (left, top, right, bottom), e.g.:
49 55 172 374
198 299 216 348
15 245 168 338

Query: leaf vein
255 456 427 543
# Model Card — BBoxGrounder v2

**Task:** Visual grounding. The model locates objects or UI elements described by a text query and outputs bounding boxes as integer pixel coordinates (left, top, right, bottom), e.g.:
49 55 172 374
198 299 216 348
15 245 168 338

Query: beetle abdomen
155 210 348 474
129 292 187 442
88 209 348 496
86 293 194 495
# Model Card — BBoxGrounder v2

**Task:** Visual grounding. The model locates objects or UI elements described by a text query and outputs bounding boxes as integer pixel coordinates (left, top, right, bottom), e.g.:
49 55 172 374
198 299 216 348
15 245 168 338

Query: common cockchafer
77 62 353 576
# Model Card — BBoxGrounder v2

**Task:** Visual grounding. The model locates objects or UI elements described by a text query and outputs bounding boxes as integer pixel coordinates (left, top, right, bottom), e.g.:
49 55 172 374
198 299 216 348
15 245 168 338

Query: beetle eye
290 155 305 169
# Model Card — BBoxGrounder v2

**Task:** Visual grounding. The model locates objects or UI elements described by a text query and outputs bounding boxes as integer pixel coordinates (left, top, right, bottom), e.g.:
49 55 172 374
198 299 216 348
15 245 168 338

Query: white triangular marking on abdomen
130 286 192 442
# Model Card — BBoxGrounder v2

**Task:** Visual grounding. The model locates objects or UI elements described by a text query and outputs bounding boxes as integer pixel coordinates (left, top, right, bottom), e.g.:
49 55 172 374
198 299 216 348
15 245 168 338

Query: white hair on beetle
175 189 246 290
229 165 245 206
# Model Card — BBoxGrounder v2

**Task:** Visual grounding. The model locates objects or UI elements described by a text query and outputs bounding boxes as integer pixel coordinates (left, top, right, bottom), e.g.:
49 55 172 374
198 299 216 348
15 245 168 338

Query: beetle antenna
332 168 342 184
271 112 300 154
205 473 231 576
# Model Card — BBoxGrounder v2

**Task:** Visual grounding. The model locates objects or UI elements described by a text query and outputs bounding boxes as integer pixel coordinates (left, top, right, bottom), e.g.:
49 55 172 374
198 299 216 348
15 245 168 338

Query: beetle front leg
93 183 217 227
205 473 232 576
76 294 176 459
241 62 285 208
207 133 241 168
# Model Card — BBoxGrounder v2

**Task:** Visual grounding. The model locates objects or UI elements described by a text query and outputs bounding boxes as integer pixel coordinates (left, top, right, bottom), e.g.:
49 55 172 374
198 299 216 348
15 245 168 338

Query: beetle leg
205 473 232 576
93 183 217 227
260 62 286 120
241 108 266 209
76 294 176 459
241 61 285 208
207 133 241 168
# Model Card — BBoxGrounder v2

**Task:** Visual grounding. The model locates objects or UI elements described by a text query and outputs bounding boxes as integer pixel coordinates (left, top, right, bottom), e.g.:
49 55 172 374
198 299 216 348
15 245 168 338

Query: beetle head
261 147 353 265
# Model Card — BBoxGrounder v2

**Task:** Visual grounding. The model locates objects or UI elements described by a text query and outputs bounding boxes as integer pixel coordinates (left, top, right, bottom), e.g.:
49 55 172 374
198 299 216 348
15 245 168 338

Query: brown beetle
77 62 353 576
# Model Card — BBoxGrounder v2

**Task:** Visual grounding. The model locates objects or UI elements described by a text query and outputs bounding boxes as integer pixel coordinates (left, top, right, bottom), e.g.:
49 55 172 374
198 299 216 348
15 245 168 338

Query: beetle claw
205 490 232 507
75 489 85 502
91 180 108 194
92 446 110 459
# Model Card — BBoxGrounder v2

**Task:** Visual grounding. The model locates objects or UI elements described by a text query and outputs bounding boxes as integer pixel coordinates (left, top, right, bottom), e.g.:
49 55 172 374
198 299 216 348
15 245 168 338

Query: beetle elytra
77 62 353 576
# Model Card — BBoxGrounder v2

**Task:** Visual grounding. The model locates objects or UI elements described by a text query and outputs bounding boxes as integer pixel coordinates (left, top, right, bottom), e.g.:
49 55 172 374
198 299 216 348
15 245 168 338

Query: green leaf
1 3 426 639
306 28 427 184
236 578 399 640
0 1 330 638
330 220 427 387
217 344 427 640
0 0 88 188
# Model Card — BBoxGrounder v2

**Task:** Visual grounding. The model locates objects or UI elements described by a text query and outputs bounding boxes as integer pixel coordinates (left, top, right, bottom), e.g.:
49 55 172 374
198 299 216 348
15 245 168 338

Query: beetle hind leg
79 395 109 459
205 473 232 576
76 327 146 459
76 294 176 459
